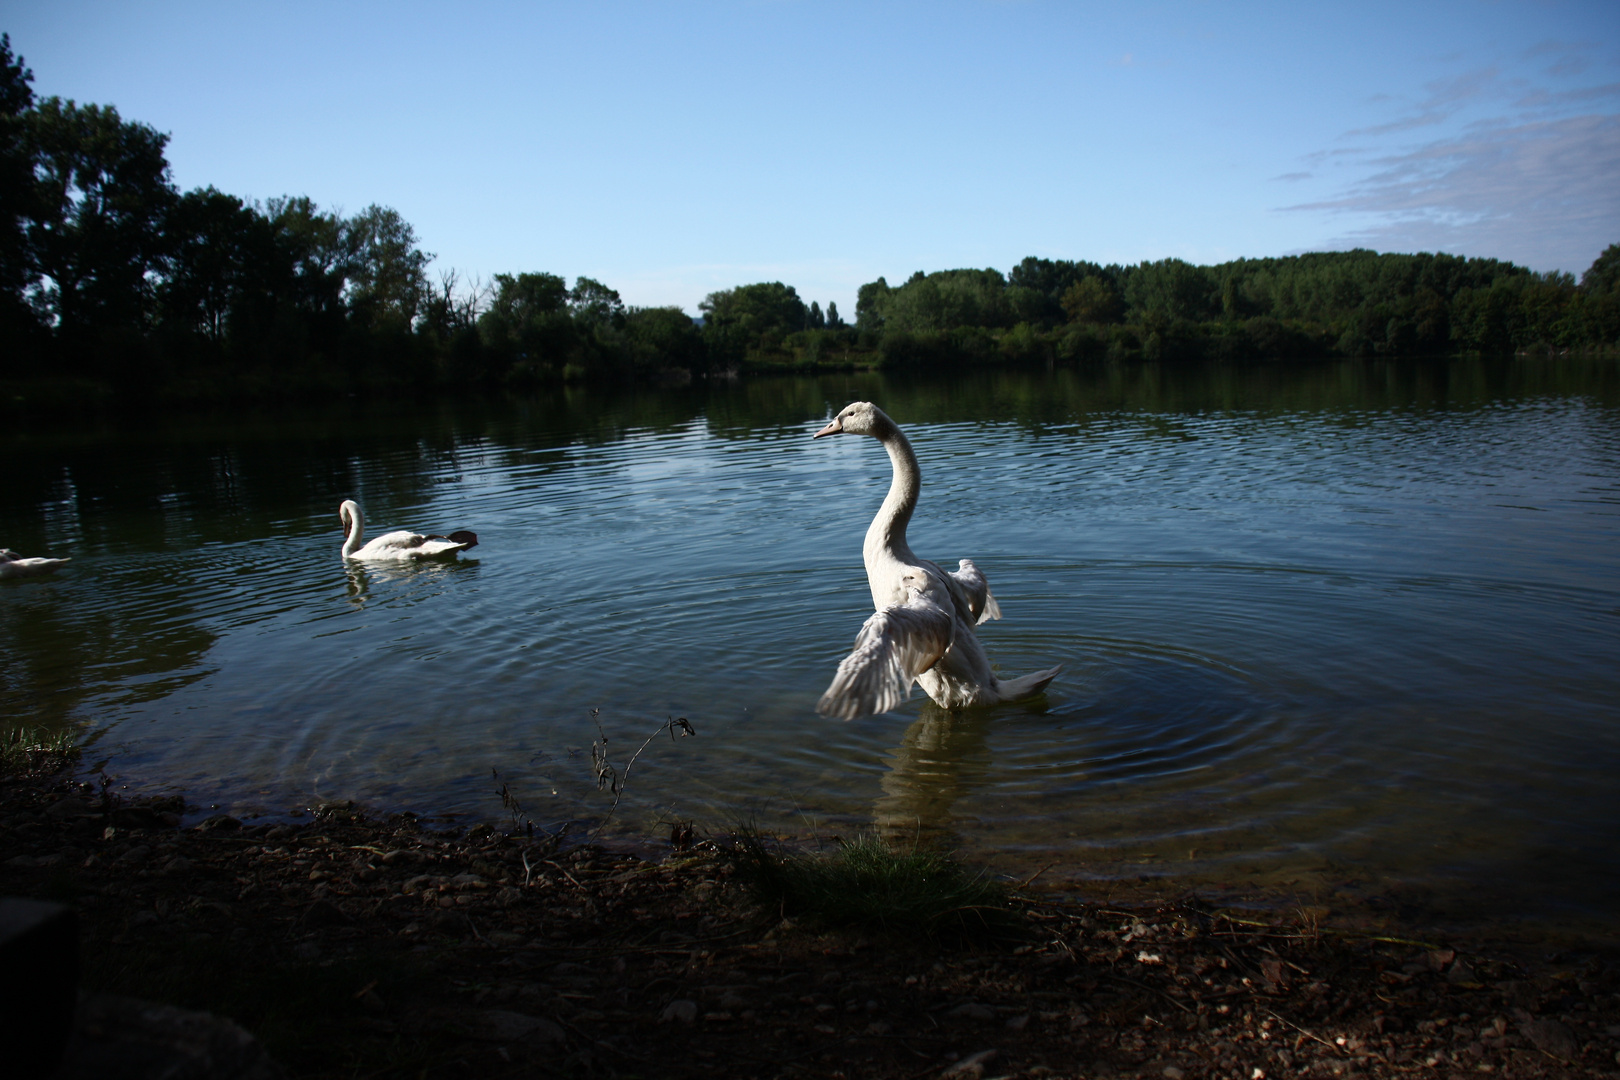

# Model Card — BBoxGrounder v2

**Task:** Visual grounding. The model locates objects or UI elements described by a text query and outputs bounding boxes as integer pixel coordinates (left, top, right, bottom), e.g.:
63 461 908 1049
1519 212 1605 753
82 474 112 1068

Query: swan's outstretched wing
948 558 1001 625
817 588 954 720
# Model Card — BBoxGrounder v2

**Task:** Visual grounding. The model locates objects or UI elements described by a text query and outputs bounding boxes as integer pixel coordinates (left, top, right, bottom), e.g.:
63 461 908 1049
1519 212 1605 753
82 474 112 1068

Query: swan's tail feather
995 664 1062 703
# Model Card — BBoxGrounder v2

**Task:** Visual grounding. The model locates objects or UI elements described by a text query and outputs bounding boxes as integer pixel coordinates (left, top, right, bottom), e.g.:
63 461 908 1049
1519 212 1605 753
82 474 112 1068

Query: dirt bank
4 763 1618 1079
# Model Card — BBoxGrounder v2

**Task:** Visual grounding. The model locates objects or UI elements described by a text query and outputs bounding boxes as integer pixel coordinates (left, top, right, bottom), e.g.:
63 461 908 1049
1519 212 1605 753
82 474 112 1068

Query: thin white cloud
1344 66 1501 136
1285 114 1620 272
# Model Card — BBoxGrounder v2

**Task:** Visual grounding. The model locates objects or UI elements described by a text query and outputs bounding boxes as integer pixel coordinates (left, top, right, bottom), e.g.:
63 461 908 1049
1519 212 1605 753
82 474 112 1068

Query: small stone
468 1009 564 1044
1447 960 1477 984
660 999 698 1024
5 855 38 868
1518 1016 1579 1059
292 941 321 961
113 845 152 866
1164 1068 1186 1080
946 1002 997 1022
719 992 749 1011
195 814 242 833
300 899 352 928
42 798 97 819
865 1021 892 1035
941 1050 998 1078
1005 1013 1029 1031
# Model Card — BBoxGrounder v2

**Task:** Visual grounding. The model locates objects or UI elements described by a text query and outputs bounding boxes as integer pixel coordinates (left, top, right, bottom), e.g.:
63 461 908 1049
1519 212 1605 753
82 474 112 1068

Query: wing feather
948 558 1001 625
817 592 954 720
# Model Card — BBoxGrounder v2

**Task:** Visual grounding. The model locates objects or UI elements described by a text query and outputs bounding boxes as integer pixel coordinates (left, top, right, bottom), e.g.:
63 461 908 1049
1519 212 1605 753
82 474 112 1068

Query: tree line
853 246 1620 369
3 33 1615 410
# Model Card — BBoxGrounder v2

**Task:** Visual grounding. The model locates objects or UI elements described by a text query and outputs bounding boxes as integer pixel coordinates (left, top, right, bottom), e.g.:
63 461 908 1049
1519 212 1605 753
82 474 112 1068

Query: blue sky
4 0 1617 314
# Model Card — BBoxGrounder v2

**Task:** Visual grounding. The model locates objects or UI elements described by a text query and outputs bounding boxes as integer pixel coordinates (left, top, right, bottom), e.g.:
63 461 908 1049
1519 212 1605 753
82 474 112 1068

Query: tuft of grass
1 725 80 777
725 827 1022 942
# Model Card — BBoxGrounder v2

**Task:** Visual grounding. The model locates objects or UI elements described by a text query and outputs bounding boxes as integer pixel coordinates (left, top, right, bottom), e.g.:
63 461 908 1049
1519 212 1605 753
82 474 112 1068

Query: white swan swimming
811 401 1060 719
338 500 478 561
0 548 71 579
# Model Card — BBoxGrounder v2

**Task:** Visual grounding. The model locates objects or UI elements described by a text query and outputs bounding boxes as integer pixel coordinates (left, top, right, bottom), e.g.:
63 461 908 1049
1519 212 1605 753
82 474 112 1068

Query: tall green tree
0 34 37 346
855 277 891 331
1060 276 1123 324
569 276 625 329
1121 258 1216 322
343 203 431 333
699 281 806 361
264 195 350 329
158 187 271 343
1581 244 1620 296
25 96 176 344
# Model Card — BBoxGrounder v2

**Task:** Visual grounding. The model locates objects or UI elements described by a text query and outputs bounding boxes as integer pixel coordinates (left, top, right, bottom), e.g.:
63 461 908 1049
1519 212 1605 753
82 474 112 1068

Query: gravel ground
4 764 1618 1079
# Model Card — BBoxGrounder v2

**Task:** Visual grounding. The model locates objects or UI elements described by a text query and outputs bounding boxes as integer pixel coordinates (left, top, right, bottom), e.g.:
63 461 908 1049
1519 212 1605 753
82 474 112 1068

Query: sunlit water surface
4 359 1618 933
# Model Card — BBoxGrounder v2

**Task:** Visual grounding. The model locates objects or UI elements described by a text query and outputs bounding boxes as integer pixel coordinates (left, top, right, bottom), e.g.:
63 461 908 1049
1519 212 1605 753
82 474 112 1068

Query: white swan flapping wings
0 548 71 579
338 500 478 561
811 401 1060 720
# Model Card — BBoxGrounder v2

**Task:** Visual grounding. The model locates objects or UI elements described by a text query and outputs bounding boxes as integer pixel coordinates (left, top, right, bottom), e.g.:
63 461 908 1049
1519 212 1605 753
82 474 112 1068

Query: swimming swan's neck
864 420 921 565
341 502 365 557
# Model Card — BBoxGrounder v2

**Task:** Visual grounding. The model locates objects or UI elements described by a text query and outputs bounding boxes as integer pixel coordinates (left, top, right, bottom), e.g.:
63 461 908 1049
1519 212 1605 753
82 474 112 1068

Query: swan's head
339 500 361 539
813 401 893 439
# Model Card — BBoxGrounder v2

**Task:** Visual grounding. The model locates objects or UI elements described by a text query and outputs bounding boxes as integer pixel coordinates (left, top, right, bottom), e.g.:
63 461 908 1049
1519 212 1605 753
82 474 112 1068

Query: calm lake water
4 358 1618 933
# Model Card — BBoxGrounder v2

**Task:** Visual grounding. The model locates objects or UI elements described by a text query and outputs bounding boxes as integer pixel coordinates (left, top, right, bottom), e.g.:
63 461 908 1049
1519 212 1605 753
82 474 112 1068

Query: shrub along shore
3 739 1618 1079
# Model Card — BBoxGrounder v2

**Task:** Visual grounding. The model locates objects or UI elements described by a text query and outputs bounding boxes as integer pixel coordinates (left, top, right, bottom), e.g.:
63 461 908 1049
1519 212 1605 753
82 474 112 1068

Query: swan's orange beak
812 417 842 438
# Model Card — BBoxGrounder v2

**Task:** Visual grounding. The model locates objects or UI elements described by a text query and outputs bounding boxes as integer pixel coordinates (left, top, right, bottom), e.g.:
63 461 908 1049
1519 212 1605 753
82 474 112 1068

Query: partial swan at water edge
810 401 1060 719
0 548 70 579
338 500 478 561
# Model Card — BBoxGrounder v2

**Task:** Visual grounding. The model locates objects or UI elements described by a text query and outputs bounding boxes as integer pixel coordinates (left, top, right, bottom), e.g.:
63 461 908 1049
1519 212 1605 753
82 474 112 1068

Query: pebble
468 1009 564 1044
941 1049 998 1078
195 814 242 833
1518 1016 1579 1060
946 1002 997 1022
42 797 98 819
660 999 698 1024
1164 1068 1186 1080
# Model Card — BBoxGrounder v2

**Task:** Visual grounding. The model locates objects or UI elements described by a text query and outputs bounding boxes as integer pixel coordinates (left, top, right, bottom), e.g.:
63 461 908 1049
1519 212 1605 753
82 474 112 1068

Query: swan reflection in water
873 699 1061 849
343 558 479 609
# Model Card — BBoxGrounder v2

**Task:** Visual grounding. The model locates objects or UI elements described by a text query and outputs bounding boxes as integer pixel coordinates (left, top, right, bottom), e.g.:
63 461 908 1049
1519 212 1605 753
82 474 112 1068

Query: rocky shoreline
4 761 1619 1079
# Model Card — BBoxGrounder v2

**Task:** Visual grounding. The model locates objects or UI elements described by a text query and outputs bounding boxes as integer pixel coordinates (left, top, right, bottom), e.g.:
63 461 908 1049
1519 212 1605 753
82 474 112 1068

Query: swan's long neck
863 419 921 567
342 503 365 557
